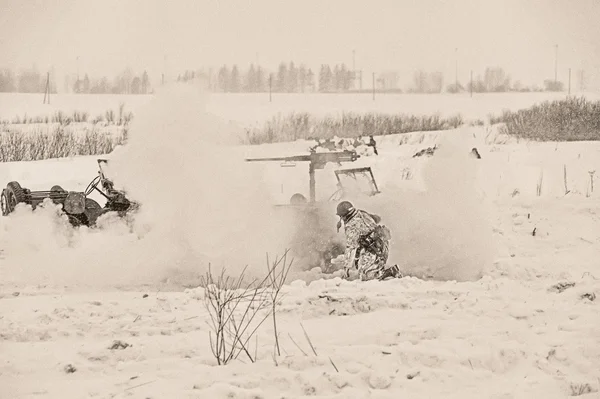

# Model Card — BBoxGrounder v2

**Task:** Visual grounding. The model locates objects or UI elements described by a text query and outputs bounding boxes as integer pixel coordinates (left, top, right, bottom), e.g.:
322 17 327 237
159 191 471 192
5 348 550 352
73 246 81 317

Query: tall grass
245 112 464 145
494 97 600 141
0 127 126 162
2 104 134 127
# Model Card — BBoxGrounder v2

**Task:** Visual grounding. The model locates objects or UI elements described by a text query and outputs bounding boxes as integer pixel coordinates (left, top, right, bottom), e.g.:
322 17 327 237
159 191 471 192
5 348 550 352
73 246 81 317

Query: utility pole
43 72 50 104
568 68 571 95
269 73 272 102
470 70 473 97
554 44 558 84
352 49 356 90
372 72 375 100
164 55 168 85
454 48 459 91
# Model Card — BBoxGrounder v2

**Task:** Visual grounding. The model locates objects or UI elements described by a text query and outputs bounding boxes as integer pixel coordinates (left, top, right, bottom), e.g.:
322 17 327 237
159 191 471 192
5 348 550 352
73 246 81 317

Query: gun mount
245 149 360 203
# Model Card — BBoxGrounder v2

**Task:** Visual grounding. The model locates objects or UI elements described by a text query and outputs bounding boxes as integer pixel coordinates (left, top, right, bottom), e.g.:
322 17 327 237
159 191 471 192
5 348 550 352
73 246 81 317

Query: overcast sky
1 0 599 87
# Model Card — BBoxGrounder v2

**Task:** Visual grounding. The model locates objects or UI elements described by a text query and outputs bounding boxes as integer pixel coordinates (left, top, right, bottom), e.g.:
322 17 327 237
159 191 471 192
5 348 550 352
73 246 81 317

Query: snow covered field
3 91 600 126
0 87 599 398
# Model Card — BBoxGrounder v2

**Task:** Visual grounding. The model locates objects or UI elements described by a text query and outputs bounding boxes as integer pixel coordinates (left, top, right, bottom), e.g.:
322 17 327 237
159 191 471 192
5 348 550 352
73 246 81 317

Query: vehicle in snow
0 159 138 227
245 149 381 272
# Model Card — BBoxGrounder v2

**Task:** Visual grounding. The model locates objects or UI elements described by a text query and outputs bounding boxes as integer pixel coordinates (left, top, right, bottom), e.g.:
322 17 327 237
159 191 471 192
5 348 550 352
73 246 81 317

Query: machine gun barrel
244 155 312 163
245 150 359 164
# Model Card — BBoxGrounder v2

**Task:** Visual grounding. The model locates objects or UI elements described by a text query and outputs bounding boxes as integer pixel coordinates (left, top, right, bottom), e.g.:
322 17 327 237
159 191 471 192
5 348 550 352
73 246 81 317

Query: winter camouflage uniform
342 210 390 281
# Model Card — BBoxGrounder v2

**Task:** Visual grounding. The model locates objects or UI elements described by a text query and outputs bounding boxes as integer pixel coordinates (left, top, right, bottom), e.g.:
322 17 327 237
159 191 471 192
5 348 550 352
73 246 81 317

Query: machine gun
245 149 360 203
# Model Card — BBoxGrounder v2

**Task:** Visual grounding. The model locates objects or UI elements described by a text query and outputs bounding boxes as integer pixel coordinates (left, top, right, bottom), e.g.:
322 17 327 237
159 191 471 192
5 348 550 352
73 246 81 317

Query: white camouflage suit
342 210 389 281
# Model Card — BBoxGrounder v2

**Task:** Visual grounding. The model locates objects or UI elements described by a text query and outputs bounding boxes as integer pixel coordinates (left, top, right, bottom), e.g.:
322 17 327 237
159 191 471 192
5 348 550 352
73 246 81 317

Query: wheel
83 198 105 226
85 198 102 209
67 214 84 227
51 185 66 192
1 190 8 216
85 175 101 196
3 182 27 215
50 185 66 203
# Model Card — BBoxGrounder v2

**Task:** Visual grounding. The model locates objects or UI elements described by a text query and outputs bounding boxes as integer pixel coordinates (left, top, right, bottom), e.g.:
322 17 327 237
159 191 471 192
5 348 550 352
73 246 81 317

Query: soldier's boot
378 264 402 281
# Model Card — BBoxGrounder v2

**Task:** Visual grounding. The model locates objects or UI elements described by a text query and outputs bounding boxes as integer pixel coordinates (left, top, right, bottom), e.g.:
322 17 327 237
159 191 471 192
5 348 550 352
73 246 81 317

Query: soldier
368 135 379 155
335 201 401 281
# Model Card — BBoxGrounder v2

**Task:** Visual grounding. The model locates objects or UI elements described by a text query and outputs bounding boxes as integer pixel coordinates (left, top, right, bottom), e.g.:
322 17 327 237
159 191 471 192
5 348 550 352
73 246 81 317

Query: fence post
470 70 473 97
372 72 375 100
43 72 50 104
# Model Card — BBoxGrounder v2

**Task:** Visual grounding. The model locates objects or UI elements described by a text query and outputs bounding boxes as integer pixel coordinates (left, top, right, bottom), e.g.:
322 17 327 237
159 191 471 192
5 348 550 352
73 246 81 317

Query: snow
3 91 600 126
1 86 599 398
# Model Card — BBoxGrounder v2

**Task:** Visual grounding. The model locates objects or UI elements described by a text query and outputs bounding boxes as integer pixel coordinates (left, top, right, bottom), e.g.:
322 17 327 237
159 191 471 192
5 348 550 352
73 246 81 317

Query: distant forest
0 67 151 95
179 63 569 94
0 62 577 94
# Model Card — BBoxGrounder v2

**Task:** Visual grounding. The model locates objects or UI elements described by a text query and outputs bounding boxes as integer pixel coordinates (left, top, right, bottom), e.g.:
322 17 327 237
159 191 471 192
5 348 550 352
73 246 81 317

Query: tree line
177 62 360 93
179 64 570 94
68 69 152 94
0 67 152 94
0 67 57 93
1 63 575 94
412 67 567 94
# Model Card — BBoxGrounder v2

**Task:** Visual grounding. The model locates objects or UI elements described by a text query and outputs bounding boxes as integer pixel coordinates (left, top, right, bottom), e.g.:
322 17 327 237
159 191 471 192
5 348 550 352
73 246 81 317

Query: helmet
336 201 354 217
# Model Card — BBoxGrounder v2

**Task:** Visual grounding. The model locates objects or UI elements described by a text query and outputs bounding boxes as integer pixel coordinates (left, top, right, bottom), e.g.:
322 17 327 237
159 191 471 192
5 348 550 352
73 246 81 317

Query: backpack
358 225 391 257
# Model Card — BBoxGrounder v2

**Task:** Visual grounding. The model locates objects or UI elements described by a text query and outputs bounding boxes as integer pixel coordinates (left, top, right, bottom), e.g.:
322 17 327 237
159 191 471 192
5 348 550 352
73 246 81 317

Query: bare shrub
117 103 134 125
52 111 70 125
488 109 512 125
200 250 293 366
245 112 464 145
3 107 132 127
0 126 126 162
496 97 600 141
265 250 293 356
72 111 88 123
569 382 595 396
200 265 271 365
536 170 544 197
105 109 115 124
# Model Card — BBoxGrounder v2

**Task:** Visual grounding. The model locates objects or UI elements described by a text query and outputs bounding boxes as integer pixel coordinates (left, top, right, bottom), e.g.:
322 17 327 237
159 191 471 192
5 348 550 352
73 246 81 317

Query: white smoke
357 130 497 282
0 85 296 290
107 84 295 284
